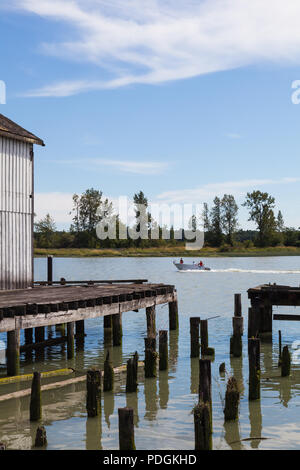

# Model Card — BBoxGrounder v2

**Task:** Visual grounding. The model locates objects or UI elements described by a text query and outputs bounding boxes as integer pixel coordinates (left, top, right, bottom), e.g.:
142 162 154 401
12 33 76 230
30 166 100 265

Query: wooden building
0 114 44 289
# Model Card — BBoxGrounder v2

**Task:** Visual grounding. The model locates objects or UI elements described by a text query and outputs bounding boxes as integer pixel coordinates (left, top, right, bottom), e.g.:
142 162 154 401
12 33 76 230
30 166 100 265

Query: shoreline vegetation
34 246 300 258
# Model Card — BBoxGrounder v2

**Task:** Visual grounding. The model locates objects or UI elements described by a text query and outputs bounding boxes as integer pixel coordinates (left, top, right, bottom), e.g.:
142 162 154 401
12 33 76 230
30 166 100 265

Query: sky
1 0 300 230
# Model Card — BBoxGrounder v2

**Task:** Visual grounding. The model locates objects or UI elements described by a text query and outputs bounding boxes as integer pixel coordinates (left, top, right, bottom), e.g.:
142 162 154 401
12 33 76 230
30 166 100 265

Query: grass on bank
34 245 300 258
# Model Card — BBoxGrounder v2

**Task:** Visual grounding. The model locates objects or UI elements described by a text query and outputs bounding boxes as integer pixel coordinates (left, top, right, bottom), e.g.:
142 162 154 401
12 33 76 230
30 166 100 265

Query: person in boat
199 261 203 267
180 258 184 264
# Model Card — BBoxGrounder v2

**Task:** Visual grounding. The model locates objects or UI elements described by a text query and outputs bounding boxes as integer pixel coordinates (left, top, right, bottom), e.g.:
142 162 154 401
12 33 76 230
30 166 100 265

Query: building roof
0 113 45 146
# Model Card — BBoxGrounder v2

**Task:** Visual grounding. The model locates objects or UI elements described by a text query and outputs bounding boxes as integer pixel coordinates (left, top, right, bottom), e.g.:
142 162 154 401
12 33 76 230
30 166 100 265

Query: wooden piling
199 359 212 405
67 322 74 359
146 305 156 337
190 317 200 358
144 337 157 378
118 407 135 450
104 315 112 329
25 328 33 345
103 350 114 392
234 293 242 317
231 317 243 357
35 327 45 344
169 300 179 330
281 345 291 377
278 330 282 366
248 338 260 400
219 362 225 374
159 330 168 371
86 369 101 417
34 426 47 447
194 401 212 450
133 351 138 385
75 320 85 337
126 358 137 393
47 255 53 286
30 372 41 421
7 329 20 377
224 377 240 421
112 313 122 346
200 320 214 356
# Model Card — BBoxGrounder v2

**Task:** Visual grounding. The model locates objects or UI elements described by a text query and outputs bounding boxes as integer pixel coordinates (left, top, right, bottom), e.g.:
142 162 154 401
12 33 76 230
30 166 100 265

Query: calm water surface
1 256 300 450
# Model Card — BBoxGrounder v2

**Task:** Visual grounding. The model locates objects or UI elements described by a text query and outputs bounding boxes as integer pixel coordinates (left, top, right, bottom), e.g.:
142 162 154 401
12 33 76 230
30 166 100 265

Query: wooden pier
0 280 178 376
248 283 300 337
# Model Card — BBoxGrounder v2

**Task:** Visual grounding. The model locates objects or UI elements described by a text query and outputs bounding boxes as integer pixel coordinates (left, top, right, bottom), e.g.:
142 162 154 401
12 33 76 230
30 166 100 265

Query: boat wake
177 268 300 274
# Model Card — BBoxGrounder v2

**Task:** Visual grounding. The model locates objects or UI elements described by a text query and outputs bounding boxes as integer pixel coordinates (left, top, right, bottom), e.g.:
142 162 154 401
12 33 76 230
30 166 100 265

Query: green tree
70 188 113 233
202 203 211 231
133 191 151 245
221 194 238 245
34 213 56 248
210 197 223 247
277 210 285 232
242 191 277 247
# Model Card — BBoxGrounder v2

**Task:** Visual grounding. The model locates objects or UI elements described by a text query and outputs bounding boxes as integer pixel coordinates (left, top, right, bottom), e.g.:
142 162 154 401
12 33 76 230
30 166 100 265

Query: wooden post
34 426 47 447
168 300 179 330
146 306 156 337
230 317 243 357
35 327 45 343
30 371 41 421
190 317 200 358
67 322 74 359
219 362 225 374
47 255 53 286
248 305 260 338
118 407 135 450
200 320 214 356
144 337 157 378
281 345 291 377
112 313 122 346
103 350 114 392
224 377 240 421
248 338 260 400
86 369 101 417
159 330 168 371
278 330 282 366
234 293 242 317
133 351 138 385
199 359 212 405
194 401 212 450
75 320 85 337
126 358 137 393
56 323 66 335
25 328 33 345
104 315 112 344
7 329 20 377
104 315 112 329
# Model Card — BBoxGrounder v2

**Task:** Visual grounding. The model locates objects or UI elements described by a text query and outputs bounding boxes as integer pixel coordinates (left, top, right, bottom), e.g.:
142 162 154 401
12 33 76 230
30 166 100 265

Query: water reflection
248 399 262 449
126 391 139 426
169 330 179 373
159 370 169 409
86 414 102 450
144 378 158 421
104 392 114 428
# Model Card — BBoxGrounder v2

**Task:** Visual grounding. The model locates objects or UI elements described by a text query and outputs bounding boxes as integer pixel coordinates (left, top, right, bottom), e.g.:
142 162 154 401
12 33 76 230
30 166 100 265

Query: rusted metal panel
0 136 33 289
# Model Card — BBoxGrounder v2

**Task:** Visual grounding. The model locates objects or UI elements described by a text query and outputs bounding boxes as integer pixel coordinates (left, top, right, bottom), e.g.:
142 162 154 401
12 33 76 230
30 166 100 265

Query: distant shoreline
34 246 300 258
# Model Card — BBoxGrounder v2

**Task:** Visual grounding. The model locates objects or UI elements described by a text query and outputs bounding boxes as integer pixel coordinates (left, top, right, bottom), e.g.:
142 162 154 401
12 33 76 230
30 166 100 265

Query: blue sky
1 1 300 229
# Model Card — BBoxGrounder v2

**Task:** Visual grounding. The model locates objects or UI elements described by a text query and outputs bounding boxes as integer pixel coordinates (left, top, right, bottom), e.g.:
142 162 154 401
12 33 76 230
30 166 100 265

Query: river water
1 256 300 450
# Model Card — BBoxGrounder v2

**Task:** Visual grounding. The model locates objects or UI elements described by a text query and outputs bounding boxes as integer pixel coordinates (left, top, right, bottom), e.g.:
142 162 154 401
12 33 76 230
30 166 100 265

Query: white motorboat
173 261 211 271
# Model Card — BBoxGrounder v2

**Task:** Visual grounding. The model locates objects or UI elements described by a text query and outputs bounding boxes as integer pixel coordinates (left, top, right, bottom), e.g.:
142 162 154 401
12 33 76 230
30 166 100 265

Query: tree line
34 188 300 249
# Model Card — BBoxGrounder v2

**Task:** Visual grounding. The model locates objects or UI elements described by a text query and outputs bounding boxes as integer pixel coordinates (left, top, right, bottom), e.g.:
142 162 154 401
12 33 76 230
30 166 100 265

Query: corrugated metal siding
0 136 33 289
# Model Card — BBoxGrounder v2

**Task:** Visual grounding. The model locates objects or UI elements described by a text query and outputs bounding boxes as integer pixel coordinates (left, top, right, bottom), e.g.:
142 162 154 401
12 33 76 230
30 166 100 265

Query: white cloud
9 0 300 96
224 132 241 139
58 158 168 175
34 192 74 227
156 177 300 204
